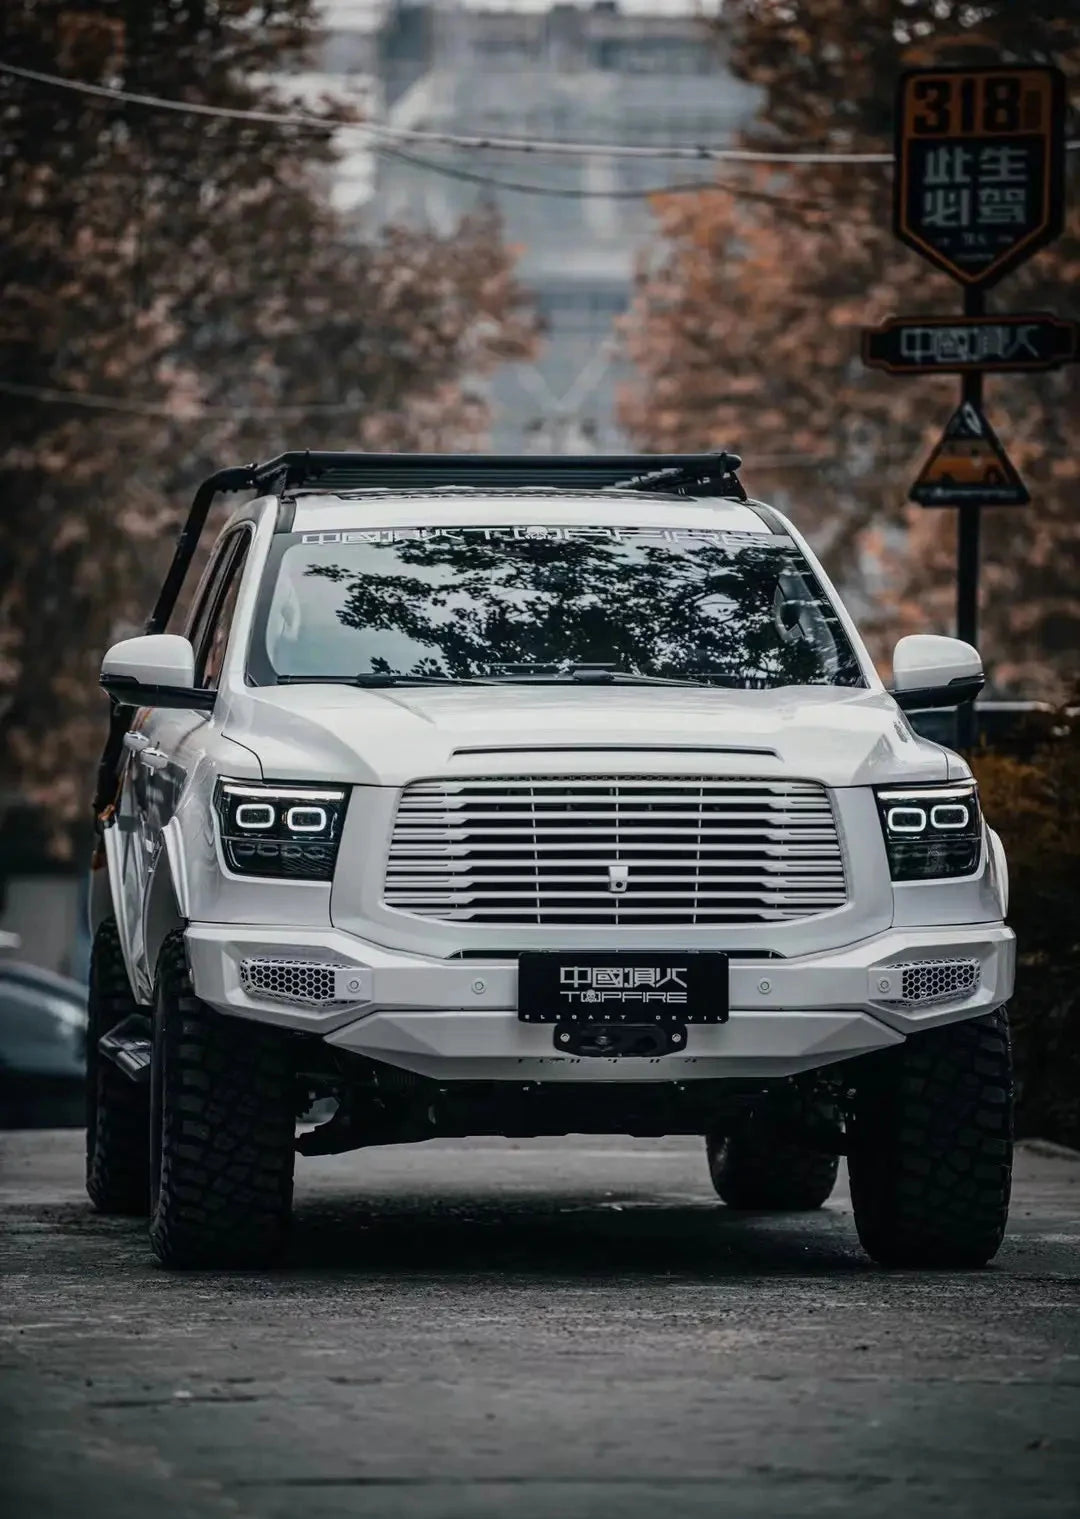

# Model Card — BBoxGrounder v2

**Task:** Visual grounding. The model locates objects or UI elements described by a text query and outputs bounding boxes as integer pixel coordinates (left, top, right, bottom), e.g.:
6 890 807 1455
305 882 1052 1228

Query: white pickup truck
86 452 1013 1270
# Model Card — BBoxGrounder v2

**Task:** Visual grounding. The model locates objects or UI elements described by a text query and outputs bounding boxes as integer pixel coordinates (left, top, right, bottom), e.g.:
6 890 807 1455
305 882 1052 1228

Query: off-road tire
706 1115 839 1210
848 1009 1013 1268
86 917 150 1215
149 931 296 1269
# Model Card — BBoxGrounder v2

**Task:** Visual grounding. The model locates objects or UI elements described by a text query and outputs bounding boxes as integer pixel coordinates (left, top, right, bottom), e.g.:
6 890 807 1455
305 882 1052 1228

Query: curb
1016 1138 1080 1161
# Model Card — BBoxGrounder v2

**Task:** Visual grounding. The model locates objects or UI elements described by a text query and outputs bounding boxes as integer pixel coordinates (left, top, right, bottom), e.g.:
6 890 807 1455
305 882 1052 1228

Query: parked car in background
0 961 87 1128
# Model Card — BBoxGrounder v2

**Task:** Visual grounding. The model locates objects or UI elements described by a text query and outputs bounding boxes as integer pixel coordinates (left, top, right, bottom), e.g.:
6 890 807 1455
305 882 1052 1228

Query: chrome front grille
384 776 847 925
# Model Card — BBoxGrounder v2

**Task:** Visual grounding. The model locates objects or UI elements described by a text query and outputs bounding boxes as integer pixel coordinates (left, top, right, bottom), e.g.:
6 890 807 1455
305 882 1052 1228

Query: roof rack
146 451 744 637
250 449 743 498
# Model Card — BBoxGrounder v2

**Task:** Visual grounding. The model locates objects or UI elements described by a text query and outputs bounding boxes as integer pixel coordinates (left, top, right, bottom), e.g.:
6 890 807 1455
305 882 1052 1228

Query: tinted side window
196 535 250 689
187 543 235 667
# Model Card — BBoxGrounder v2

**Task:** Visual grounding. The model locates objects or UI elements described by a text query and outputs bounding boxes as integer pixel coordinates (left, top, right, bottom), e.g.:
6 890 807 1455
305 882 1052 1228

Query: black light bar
248 449 744 498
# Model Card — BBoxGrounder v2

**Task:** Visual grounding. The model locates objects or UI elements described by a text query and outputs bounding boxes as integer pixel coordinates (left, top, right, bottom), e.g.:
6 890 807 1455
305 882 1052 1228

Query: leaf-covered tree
0 0 535 840
621 1 1080 696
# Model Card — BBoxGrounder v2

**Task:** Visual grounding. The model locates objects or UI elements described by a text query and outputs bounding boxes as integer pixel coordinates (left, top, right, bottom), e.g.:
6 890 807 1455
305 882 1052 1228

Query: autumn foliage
622 0 1080 695
0 0 535 838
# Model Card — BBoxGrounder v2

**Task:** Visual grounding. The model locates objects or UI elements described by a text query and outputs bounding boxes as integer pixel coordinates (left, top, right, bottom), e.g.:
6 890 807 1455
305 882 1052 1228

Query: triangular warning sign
910 401 1029 508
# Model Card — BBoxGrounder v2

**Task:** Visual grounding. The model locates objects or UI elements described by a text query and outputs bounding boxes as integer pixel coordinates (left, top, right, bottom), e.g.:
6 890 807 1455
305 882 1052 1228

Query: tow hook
554 1022 688 1058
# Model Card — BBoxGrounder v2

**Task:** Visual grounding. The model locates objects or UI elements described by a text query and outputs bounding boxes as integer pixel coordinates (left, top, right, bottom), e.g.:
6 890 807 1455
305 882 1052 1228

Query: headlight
214 780 348 881
875 782 982 881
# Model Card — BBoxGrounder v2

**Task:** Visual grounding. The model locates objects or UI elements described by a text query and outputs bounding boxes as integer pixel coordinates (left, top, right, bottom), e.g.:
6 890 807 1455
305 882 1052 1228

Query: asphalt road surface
2 1131 1079 1519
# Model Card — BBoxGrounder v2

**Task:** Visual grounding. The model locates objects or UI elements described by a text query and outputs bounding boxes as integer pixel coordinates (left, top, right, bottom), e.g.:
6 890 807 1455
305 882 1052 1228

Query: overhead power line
0 60 898 163
0 378 913 472
6 60 1076 179
375 143 837 208
8 59 1079 161
0 378 364 419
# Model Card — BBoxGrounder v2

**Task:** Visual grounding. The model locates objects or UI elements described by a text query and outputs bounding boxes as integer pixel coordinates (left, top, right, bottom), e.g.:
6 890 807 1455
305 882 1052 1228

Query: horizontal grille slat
390 826 839 841
383 774 848 927
387 843 843 857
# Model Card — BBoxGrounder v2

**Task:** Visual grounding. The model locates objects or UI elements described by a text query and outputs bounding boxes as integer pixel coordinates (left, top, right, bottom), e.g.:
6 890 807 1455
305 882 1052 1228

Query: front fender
987 826 1009 918
143 820 189 988
99 821 143 1001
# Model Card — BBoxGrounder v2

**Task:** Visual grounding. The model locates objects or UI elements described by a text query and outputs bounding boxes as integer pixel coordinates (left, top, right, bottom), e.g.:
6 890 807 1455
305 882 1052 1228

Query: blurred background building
318 0 759 449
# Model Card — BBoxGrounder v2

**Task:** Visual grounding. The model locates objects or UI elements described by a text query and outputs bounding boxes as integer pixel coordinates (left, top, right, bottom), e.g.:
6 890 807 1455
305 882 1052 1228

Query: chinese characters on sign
559 964 689 1007
517 950 729 1025
921 142 1027 233
862 315 1079 374
895 67 1065 286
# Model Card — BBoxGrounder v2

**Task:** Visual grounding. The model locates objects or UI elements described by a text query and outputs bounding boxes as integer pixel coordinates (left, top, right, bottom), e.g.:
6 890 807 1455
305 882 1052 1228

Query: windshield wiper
275 674 496 688
485 666 709 687
275 667 723 689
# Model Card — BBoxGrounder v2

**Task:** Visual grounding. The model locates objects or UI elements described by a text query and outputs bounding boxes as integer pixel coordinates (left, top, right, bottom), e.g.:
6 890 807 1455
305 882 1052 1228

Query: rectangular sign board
895 65 1066 286
863 313 1079 374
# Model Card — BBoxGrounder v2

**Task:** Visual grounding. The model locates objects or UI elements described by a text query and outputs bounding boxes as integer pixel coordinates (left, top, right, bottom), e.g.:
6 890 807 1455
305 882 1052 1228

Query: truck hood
223 683 958 789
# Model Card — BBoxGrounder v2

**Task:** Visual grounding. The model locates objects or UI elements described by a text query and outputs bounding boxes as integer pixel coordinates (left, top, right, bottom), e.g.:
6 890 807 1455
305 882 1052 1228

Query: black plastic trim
742 499 790 534
891 674 985 711
100 675 217 712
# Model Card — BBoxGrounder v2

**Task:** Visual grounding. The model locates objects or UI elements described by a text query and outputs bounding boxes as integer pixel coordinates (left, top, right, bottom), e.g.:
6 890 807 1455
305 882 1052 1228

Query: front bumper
185 921 1015 1084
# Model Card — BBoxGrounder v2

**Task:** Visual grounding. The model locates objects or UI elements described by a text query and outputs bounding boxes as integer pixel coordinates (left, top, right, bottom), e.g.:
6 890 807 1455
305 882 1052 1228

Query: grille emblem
607 863 630 895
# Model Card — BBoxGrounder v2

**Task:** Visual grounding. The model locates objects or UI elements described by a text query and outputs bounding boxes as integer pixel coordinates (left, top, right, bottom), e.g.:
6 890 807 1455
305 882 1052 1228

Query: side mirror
889 633 985 712
100 634 215 712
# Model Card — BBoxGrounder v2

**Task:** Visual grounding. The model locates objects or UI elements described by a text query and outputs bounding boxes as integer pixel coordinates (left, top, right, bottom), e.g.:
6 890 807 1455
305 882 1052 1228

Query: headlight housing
875 782 982 881
214 780 348 881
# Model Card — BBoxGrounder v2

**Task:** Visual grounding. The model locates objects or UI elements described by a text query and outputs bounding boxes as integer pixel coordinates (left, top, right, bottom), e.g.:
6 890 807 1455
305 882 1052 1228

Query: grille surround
893 958 980 1007
384 774 847 926
240 957 347 1007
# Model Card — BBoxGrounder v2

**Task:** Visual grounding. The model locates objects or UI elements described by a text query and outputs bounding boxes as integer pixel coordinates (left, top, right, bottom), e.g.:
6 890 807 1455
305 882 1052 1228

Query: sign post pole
956 284 984 650
956 286 984 748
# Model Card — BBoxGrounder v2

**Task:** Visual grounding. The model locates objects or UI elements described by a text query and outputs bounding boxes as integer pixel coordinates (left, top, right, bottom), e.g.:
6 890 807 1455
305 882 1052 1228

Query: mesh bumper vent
240 957 348 1007
893 959 979 1007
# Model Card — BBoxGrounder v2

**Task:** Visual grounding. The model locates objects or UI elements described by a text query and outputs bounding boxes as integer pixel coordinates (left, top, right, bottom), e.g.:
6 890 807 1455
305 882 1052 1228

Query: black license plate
517 952 729 1025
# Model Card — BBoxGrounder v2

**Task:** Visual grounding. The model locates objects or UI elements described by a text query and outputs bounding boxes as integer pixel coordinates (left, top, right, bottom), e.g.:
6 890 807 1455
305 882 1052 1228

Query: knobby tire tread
149 930 295 1269
848 1008 1013 1268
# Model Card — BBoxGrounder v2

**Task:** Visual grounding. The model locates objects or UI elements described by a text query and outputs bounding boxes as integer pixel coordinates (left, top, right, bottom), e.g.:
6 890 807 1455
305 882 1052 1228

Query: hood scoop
451 743 779 758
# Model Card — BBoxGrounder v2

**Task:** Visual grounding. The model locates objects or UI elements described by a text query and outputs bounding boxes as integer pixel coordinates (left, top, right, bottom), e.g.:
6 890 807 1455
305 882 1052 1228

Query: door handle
123 732 151 753
137 748 169 773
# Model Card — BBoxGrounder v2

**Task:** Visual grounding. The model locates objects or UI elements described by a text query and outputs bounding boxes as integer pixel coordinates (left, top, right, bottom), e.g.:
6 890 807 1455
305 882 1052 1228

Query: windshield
249 524 864 688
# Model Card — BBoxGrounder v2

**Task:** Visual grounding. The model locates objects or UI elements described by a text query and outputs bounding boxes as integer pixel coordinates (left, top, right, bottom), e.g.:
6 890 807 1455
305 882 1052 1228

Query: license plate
517 952 729 1025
